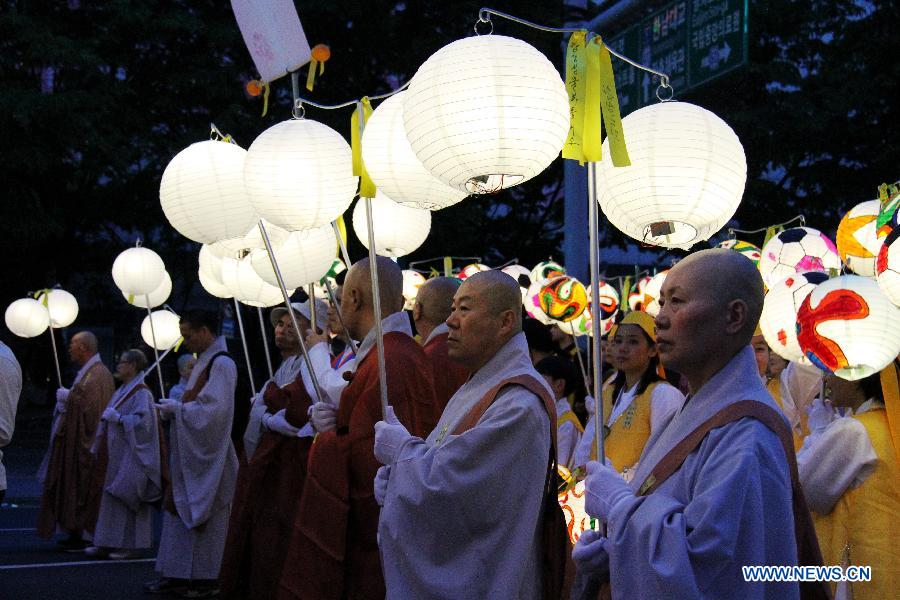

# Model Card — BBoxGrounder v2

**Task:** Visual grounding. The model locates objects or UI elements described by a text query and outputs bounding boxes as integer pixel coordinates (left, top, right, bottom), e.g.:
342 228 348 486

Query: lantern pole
323 277 358 355
47 327 63 388
332 220 352 270
143 300 167 398
568 322 591 396
232 299 257 398
307 284 319 332
256 307 274 380
257 220 326 405
358 100 390 418
587 162 605 465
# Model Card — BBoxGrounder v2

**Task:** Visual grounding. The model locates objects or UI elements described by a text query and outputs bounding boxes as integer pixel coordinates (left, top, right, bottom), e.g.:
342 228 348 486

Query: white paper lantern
124 271 172 309
595 102 747 250
876 228 900 306
38 289 79 328
628 276 652 312
221 256 292 308
249 224 335 288
836 199 881 277
796 275 900 380
402 270 427 311
531 260 566 283
760 271 829 365
5 298 50 338
243 118 358 231
403 34 569 194
208 221 289 260
758 227 840 289
159 140 257 244
458 264 491 281
141 310 182 350
524 278 554 325
362 93 468 210
112 247 166 296
501 264 531 288
567 282 619 337
199 268 233 299
352 193 431 258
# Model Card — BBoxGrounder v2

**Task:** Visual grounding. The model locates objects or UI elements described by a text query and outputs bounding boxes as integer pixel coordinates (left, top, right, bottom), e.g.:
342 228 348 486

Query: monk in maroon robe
278 256 437 600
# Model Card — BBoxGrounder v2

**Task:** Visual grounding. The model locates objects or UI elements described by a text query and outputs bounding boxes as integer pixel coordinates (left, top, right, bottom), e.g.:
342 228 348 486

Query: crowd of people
1 248 896 599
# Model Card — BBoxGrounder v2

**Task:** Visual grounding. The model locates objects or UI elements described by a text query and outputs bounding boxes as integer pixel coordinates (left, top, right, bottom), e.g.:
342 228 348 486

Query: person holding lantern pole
169 354 197 401
304 285 358 406
373 270 564 600
413 276 469 418
86 349 161 559
536 354 583 471
797 364 900 600
147 310 238 598
572 249 827 600
37 331 114 551
278 256 437 600
220 299 325 600
0 340 22 506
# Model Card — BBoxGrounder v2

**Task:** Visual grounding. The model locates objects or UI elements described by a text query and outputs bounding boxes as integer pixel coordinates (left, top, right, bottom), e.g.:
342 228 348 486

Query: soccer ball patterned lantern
641 271 668 317
458 264 491 281
567 282 619 337
403 35 569 194
628 276 652 312
525 278 554 325
402 270 427 311
796 275 900 380
539 276 588 323
717 239 762 266
759 271 829 365
876 227 900 306
557 467 591 545
595 102 747 250
531 260 565 283
758 227 840 289
501 264 532 289
836 200 882 277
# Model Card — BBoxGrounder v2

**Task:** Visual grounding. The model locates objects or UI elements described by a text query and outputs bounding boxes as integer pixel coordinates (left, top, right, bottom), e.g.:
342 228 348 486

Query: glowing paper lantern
641 271 668 317
531 260 565 283
628 276 652 312
876 228 900 306
402 270 427 311
796 275 900 380
221 256 292 308
836 199 881 276
458 264 491 281
568 282 619 337
5 298 49 338
595 102 747 250
717 239 762 266
38 289 79 328
539 276 588 323
351 193 431 258
249 224 335 288
124 271 172 309
199 268 233 299
361 93 468 210
159 140 257 244
759 271 829 365
758 227 840 289
141 310 182 350
243 118 358 231
403 35 569 194
112 247 166 296
210 221 289 259
524 278 554 325
501 264 531 288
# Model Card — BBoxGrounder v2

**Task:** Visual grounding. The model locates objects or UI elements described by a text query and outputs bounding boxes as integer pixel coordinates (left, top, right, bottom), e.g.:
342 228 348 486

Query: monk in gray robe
86 349 161 559
374 270 557 599
37 331 114 550
146 310 238 598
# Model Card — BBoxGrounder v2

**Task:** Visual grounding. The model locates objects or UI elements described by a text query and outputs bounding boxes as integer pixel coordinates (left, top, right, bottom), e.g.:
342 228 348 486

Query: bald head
69 330 98 366
72 331 98 353
460 270 523 333
415 277 460 332
342 256 404 340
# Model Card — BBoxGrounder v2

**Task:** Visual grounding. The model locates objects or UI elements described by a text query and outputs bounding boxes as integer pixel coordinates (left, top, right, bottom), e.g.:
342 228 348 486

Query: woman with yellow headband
797 363 900 599
578 311 684 474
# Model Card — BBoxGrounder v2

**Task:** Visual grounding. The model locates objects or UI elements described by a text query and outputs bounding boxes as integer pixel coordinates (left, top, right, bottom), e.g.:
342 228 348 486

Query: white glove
585 395 596 415
55 400 67 414
55 388 70 412
374 465 391 506
584 460 633 523
263 408 300 437
101 407 121 423
807 397 835 434
250 393 264 408
309 402 337 433
155 398 179 419
571 529 610 577
374 406 413 465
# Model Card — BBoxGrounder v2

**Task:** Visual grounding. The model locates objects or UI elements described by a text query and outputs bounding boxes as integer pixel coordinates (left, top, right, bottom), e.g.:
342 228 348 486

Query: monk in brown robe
37 331 114 550
220 300 324 599
414 277 469 419
278 256 437 600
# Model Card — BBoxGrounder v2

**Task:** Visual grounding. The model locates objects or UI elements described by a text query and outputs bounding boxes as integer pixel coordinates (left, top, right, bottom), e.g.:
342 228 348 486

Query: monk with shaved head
413 276 469 417
373 269 565 599
38 330 114 551
279 256 437 600
574 249 827 600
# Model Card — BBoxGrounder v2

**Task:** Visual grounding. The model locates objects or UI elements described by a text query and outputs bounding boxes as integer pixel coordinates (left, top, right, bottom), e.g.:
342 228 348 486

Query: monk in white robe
306 285 356 405
375 270 558 599
88 349 161 558
147 310 238 598
574 249 828 600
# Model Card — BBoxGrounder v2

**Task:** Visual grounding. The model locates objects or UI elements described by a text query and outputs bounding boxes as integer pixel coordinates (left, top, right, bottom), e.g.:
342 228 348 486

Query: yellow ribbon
351 97 376 198
306 57 327 91
173 336 184 352
261 82 270 117
335 215 348 258
592 37 630 166
443 256 453 277
33 289 50 307
562 31 588 163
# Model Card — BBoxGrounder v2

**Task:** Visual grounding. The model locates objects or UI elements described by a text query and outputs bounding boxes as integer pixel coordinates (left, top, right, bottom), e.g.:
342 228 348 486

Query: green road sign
606 0 748 114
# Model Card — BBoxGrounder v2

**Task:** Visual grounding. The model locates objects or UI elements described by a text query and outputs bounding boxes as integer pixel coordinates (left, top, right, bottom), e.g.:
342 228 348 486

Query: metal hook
474 18 493 35
292 100 306 120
